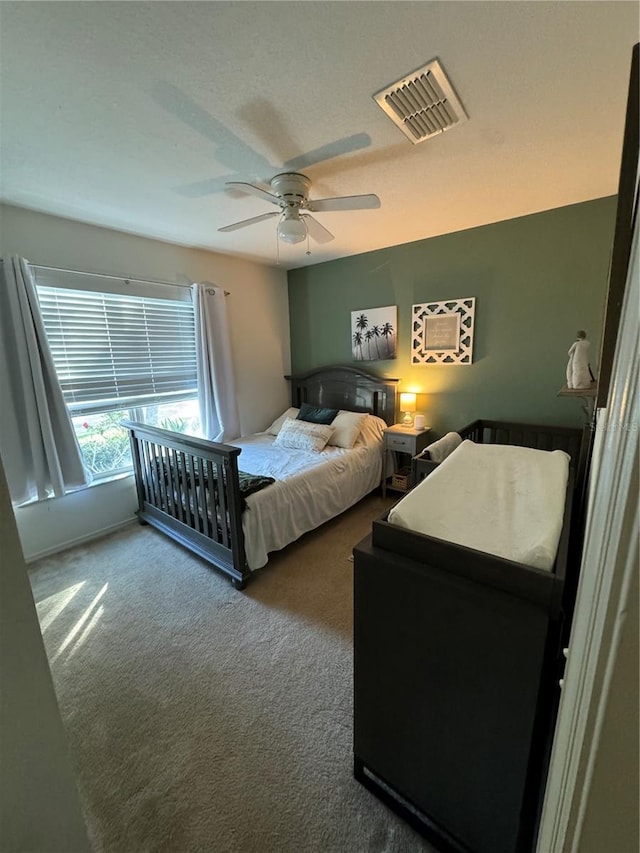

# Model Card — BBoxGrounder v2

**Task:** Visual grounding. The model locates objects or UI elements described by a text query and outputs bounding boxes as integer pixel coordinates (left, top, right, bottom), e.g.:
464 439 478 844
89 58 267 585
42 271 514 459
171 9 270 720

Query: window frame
32 266 200 481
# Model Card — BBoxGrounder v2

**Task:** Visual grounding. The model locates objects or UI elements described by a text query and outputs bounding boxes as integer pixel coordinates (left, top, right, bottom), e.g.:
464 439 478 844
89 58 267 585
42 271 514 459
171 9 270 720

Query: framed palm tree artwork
351 305 397 361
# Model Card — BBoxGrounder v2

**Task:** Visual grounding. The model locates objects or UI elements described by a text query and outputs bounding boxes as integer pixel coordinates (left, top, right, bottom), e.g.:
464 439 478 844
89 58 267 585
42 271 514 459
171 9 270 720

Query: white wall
0 203 291 560
0 454 91 852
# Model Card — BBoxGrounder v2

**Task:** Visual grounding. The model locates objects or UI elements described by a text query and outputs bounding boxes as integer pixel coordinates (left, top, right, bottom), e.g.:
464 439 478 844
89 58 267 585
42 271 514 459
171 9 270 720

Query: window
33 267 200 480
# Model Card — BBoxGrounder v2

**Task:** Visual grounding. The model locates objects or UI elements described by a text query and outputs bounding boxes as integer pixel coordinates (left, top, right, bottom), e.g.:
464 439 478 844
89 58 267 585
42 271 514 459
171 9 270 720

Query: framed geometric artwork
351 305 397 361
411 297 476 365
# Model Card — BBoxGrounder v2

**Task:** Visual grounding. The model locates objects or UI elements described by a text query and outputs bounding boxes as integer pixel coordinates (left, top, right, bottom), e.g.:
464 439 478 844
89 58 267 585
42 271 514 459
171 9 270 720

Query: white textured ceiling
1 1 638 270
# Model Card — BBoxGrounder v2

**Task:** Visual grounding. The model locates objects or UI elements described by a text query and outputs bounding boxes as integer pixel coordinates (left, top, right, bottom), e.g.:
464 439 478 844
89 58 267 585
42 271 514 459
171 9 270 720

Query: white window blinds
33 268 197 415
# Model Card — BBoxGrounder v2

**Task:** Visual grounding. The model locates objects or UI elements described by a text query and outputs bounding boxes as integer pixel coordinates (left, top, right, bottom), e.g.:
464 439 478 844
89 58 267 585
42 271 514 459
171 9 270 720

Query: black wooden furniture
125 366 397 590
353 420 585 853
412 419 585 487
286 365 398 425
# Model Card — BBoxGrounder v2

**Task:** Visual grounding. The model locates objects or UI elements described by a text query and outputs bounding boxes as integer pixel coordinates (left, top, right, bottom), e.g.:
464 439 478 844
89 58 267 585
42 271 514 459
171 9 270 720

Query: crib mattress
388 440 570 571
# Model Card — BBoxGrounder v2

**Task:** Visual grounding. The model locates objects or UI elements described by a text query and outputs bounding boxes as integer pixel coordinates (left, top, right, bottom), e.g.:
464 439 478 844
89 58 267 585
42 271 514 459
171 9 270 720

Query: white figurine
566 330 593 389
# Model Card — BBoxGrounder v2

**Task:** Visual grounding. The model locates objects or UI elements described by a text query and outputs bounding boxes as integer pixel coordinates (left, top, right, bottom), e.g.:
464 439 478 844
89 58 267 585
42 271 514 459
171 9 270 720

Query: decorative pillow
265 407 300 435
274 418 334 452
297 402 339 425
327 410 368 448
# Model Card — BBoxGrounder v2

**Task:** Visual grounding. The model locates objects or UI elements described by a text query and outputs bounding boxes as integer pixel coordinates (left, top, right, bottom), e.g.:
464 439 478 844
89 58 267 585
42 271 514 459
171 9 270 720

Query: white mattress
231 432 383 570
387 440 570 571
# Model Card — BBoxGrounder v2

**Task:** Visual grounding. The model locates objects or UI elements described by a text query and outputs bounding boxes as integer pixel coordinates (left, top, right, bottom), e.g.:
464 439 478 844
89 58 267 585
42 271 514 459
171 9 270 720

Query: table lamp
400 392 416 426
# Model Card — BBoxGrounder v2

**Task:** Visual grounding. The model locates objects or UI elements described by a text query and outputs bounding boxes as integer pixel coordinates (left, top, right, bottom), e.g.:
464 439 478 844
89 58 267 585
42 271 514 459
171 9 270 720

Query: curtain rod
26 262 230 295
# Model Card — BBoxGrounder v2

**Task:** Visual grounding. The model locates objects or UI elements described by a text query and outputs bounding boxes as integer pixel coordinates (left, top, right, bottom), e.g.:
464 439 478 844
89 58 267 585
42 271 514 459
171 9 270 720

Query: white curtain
192 282 240 442
0 256 90 504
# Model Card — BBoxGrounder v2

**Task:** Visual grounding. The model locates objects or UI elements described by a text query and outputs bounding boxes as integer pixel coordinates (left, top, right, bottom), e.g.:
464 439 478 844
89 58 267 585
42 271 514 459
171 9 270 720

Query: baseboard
25 517 138 563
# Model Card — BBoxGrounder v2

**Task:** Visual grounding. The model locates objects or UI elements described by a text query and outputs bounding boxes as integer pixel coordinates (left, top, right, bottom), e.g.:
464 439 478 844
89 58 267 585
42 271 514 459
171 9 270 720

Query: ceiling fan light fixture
277 212 307 244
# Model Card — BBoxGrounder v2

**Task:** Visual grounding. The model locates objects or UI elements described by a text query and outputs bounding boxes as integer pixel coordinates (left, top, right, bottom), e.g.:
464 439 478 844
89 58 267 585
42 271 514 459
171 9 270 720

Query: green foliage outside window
76 412 131 475
75 407 196 477
158 416 187 433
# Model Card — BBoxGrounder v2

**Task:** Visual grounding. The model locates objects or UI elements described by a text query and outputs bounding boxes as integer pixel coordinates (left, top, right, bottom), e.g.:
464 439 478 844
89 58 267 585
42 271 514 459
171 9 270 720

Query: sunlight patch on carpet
36 581 86 633
52 582 108 663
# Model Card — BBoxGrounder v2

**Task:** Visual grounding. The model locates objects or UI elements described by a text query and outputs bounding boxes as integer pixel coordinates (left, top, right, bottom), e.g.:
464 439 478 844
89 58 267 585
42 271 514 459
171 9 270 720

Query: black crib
353 419 587 853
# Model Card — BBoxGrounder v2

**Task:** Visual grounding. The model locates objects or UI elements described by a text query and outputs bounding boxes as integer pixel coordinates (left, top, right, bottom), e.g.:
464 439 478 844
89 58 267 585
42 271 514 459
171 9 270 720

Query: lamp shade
400 392 416 413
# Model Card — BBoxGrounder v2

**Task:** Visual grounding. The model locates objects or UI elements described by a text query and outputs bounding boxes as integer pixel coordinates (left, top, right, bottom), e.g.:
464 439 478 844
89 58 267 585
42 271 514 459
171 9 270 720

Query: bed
124 366 398 589
353 419 587 853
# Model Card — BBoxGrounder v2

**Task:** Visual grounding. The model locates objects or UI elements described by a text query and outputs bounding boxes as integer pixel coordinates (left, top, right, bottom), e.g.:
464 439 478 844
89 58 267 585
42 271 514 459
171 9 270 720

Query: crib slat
173 451 187 524
142 440 158 508
139 439 151 504
205 460 219 543
156 444 168 513
197 456 211 538
165 448 178 518
155 444 171 515
152 444 162 512
137 439 147 502
188 452 203 533
136 437 149 504
164 448 174 515
171 449 184 520
181 452 193 525
146 441 159 510
187 453 202 532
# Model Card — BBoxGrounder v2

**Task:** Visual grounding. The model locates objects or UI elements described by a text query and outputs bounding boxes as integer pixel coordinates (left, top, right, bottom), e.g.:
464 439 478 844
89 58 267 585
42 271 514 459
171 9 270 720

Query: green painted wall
288 197 616 435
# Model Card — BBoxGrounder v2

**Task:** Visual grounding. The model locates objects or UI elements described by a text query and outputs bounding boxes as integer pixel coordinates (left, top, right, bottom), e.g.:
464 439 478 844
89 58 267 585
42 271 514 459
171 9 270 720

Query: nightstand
382 424 431 497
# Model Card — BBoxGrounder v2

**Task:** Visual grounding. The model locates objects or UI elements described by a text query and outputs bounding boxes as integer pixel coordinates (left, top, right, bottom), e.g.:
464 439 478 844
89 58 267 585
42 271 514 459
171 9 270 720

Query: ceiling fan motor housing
270 173 311 207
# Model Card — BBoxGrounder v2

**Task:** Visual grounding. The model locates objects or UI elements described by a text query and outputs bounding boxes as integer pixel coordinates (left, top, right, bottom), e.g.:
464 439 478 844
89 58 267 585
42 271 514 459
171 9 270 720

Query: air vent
373 58 468 144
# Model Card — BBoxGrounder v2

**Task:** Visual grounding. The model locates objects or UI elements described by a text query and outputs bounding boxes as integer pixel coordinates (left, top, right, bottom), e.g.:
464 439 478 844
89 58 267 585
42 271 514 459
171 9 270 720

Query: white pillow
357 414 387 447
265 407 300 435
327 410 368 448
274 418 334 452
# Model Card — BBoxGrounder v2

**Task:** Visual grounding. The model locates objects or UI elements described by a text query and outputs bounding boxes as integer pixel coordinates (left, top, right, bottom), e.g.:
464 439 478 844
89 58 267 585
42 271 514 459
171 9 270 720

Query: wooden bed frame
353 419 586 853
124 366 398 589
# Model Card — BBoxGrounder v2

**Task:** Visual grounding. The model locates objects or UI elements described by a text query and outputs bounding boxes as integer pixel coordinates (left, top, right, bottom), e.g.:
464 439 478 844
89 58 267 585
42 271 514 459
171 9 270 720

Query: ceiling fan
218 172 380 245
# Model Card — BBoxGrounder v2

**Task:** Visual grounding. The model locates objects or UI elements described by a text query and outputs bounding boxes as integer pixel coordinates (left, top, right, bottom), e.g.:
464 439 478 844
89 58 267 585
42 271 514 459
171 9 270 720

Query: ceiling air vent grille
373 58 468 144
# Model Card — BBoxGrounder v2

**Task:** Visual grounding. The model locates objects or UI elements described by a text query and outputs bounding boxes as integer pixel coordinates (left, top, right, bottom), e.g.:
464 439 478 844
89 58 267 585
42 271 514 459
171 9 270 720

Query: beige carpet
29 493 434 853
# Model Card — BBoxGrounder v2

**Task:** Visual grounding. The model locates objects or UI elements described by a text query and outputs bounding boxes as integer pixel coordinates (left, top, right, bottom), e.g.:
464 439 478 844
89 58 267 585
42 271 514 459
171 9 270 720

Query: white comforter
231 432 383 570
388 440 570 571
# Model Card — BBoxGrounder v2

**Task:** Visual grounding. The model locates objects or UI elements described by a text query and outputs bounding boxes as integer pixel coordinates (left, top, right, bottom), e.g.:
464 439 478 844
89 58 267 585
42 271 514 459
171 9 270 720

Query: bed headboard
286 365 399 426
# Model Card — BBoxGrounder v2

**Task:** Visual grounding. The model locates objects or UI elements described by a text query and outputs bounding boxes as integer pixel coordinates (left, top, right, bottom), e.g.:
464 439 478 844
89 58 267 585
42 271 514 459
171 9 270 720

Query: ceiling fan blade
302 215 335 244
225 181 281 205
306 193 381 212
218 212 279 233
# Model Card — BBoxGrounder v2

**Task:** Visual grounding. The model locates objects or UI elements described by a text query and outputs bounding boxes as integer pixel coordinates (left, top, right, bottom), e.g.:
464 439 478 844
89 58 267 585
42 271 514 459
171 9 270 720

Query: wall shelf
557 381 597 422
